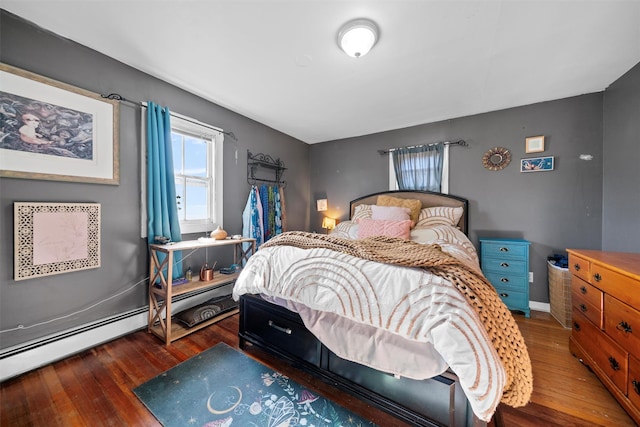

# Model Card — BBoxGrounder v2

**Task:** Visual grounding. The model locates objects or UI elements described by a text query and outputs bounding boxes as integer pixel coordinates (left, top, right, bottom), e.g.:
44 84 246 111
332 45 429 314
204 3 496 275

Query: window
388 145 449 193
141 110 224 237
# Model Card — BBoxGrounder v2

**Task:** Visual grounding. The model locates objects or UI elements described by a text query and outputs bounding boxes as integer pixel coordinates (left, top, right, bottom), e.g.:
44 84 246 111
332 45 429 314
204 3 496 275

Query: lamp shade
338 19 379 58
321 217 336 230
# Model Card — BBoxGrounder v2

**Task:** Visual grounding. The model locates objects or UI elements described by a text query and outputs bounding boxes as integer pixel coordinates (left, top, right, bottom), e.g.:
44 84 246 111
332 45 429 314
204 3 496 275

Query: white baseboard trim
0 286 231 382
530 301 550 313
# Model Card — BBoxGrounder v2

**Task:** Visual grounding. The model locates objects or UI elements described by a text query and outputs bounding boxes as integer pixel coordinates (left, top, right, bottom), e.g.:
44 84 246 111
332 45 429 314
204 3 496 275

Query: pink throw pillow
357 219 412 240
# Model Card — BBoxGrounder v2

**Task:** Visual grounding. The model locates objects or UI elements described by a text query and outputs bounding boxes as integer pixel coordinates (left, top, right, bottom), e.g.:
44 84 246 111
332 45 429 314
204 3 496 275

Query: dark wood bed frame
238 190 487 427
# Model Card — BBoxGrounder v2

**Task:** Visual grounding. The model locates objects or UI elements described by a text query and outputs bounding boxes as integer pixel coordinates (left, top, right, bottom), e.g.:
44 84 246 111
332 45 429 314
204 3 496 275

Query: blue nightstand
479 238 531 318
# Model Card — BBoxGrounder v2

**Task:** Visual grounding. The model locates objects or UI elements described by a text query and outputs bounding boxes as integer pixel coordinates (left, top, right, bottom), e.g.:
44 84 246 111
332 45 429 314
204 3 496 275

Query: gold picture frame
14 202 101 281
525 135 545 153
0 63 119 184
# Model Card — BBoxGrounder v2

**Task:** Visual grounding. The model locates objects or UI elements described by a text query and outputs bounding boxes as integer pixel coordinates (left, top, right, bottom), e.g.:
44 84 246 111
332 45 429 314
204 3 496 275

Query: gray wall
602 62 640 251
0 11 310 350
310 94 606 303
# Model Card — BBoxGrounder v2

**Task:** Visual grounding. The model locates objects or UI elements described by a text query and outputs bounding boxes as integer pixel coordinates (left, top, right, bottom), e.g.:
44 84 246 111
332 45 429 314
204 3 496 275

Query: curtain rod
377 139 467 155
100 93 237 141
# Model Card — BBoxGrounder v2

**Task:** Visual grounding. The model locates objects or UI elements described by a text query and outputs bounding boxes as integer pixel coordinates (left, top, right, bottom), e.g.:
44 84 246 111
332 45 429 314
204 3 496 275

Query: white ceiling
4 1 640 144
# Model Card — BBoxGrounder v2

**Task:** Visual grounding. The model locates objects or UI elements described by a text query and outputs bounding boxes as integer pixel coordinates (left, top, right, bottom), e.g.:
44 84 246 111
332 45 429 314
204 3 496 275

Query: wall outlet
529 272 534 283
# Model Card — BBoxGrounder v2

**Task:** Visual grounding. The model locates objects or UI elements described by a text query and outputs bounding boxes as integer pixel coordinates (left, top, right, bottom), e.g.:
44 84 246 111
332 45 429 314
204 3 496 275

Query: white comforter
233 225 506 421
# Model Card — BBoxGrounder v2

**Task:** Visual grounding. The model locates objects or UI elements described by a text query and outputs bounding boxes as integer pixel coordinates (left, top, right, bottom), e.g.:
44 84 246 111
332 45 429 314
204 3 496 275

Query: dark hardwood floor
1 310 636 426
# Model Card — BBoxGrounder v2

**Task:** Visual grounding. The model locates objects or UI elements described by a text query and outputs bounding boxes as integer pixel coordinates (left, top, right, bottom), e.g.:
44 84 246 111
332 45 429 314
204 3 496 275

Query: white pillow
329 220 360 239
415 206 464 228
371 205 412 221
352 204 373 221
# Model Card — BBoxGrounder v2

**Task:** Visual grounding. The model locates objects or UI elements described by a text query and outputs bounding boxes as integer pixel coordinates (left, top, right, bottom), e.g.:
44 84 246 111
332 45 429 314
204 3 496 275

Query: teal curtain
392 143 444 192
147 102 182 279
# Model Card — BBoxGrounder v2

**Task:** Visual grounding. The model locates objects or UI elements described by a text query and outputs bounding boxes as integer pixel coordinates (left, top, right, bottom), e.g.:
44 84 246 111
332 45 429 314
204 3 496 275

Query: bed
233 190 532 427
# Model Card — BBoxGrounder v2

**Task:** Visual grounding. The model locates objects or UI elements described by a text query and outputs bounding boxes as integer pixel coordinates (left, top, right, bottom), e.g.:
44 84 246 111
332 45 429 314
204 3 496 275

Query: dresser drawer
481 258 528 275
569 254 591 283
495 288 528 310
241 296 322 366
571 276 603 309
605 294 640 357
573 308 628 393
484 271 528 292
629 355 640 407
591 263 640 309
572 291 603 329
480 241 528 259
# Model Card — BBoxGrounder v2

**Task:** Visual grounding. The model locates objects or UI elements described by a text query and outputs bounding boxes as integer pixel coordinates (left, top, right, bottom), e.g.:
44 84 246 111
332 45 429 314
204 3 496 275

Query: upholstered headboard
349 190 469 235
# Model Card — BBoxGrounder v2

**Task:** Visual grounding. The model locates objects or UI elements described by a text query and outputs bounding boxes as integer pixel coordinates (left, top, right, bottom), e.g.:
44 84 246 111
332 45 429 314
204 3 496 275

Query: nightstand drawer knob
593 273 602 282
616 321 632 334
573 263 581 271
500 292 509 297
499 247 509 252
579 304 587 313
608 356 620 371
500 277 509 283
268 320 292 335
580 286 587 294
573 321 581 331
500 262 510 268
633 379 640 395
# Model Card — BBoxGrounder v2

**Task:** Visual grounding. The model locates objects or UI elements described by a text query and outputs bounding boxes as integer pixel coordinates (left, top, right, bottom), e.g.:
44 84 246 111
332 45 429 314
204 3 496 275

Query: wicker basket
548 261 572 328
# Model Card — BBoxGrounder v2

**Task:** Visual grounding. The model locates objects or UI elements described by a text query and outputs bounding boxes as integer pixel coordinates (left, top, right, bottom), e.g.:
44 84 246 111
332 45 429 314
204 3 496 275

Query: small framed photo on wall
525 136 545 153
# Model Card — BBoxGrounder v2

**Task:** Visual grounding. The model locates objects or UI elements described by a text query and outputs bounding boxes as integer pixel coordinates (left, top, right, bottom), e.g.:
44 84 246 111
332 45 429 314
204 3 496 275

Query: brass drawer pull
268 320 292 335
499 247 509 252
580 286 587 294
500 262 510 268
500 293 509 298
579 304 587 313
593 273 602 282
633 379 640 395
616 321 632 334
574 263 581 271
573 322 581 331
608 356 620 371
500 277 509 283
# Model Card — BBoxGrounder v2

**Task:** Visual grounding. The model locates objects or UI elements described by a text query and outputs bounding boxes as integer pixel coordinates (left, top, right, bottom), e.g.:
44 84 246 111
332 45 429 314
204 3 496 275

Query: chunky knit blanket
262 231 533 408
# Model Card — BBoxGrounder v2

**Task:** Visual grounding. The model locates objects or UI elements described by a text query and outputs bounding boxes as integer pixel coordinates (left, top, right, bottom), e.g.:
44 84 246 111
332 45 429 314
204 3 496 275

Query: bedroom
1 2 639 426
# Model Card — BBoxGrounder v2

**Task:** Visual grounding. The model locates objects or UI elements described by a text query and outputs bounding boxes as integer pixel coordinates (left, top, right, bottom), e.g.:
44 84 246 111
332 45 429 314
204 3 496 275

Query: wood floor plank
1 311 636 427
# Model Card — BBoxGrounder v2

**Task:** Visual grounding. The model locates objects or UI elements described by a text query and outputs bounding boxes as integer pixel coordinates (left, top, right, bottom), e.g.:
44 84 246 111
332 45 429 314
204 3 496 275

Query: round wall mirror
482 147 511 171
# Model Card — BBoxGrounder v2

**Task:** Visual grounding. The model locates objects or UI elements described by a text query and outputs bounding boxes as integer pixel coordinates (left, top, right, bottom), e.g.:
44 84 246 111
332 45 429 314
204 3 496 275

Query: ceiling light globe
338 19 379 58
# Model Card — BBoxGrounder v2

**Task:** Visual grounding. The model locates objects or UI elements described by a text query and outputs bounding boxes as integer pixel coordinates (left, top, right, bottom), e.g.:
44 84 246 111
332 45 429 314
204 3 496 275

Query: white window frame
141 107 224 237
388 144 449 193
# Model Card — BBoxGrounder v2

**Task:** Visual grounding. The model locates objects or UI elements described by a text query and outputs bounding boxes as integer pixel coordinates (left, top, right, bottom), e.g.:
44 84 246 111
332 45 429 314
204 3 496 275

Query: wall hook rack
247 150 286 187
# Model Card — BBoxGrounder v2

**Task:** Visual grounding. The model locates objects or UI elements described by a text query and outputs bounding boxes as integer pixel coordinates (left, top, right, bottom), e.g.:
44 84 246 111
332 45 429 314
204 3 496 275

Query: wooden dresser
567 249 640 424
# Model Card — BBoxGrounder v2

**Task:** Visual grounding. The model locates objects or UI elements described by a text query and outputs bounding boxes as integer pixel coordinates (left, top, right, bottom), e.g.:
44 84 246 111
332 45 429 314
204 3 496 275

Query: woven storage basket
548 261 572 328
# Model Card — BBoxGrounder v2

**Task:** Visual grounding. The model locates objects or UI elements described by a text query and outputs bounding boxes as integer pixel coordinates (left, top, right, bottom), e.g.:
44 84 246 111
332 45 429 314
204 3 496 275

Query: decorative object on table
525 135 545 153
174 296 238 328
0 63 119 185
520 156 554 172
200 261 216 281
210 226 228 240
133 343 377 427
220 264 241 275
185 266 193 281
482 147 511 171
154 235 171 244
14 202 101 281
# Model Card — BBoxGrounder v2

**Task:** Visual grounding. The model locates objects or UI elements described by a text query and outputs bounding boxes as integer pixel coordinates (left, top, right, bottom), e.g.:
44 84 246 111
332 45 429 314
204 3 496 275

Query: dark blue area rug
134 343 378 427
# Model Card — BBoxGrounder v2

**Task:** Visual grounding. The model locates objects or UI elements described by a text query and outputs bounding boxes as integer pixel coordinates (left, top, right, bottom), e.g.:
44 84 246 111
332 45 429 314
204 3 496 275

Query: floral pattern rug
134 343 378 427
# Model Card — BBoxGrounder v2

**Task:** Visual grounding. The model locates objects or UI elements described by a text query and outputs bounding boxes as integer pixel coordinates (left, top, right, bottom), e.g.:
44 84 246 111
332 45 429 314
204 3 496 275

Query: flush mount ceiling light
337 18 379 58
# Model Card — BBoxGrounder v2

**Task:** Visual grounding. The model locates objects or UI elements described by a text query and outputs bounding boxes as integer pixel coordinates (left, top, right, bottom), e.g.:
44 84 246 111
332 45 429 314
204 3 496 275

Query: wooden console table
148 237 256 345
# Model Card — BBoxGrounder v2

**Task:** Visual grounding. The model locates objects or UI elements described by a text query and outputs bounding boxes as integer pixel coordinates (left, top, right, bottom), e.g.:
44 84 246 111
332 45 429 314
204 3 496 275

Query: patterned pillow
371 205 411 221
415 206 464 228
329 220 360 239
376 195 422 224
352 204 373 221
357 219 412 240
